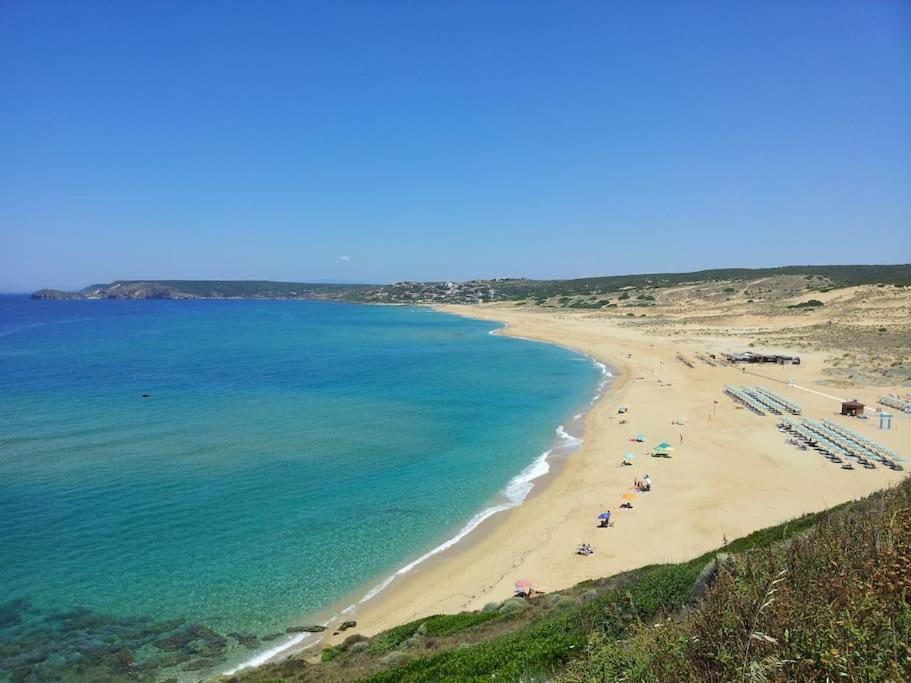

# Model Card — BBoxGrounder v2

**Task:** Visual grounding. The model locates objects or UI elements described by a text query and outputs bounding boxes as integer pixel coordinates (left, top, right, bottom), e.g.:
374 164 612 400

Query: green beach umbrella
657 442 671 449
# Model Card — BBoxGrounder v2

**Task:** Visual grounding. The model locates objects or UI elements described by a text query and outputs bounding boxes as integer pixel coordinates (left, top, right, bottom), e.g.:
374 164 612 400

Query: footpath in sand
325 305 907 643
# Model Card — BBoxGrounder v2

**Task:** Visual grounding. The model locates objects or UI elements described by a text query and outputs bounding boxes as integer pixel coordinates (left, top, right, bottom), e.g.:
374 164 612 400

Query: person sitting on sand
620 502 633 509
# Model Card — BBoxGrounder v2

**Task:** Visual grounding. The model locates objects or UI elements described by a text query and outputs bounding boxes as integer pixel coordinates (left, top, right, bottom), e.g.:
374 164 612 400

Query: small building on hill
841 399 865 417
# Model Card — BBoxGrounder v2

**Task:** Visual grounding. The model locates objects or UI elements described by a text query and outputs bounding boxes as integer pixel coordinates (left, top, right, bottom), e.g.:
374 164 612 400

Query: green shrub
321 644 344 662
788 299 824 309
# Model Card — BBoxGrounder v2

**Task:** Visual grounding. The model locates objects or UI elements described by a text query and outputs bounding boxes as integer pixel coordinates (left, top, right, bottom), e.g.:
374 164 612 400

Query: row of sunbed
778 417 860 468
879 394 911 414
778 417 905 472
821 419 906 469
724 385 767 415
752 386 802 415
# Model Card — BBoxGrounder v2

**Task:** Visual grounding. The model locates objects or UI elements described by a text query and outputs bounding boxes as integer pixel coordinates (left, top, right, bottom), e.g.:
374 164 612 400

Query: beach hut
841 400 865 417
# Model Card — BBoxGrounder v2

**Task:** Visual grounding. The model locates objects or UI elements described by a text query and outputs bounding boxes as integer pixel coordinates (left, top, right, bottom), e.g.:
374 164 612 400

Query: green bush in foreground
367 611 503 654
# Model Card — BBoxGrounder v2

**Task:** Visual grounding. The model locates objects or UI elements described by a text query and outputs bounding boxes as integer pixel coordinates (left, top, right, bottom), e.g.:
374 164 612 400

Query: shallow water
0 297 601 680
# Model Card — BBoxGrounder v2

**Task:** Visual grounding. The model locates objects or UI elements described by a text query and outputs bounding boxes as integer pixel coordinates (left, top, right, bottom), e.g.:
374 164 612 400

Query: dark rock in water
181 657 218 671
152 623 227 658
0 598 31 628
141 618 186 637
10 666 34 683
228 632 260 648
107 647 134 673
339 620 357 632
261 632 284 641
286 624 326 633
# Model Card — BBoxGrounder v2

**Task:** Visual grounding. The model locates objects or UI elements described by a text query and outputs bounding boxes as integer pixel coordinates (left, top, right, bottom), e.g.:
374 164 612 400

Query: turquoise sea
0 296 604 681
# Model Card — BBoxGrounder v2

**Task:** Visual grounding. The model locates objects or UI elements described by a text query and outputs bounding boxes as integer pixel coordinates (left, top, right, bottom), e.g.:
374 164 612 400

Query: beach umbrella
624 452 635 461
657 442 671 448
598 512 611 520
636 433 646 442
515 579 533 590
622 492 637 501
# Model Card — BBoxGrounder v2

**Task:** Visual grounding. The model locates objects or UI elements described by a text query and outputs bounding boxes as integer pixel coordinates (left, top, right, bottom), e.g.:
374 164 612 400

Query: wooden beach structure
841 399 865 417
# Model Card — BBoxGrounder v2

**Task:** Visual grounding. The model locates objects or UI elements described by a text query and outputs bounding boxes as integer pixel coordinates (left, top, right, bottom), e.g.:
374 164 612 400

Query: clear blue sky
1 1 909 291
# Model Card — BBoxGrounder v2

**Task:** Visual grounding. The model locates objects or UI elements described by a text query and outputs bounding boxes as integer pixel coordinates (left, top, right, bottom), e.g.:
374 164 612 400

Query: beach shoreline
224 306 616 674
230 301 908 675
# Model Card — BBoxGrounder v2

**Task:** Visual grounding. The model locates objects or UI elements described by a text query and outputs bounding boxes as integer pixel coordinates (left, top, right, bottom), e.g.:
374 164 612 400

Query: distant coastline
30 265 911 306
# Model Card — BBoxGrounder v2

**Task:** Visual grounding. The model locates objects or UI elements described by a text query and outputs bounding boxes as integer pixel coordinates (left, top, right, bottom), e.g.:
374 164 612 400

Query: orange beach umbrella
622 493 637 501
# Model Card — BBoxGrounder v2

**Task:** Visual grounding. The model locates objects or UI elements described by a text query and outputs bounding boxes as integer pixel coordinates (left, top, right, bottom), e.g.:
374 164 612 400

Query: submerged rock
181 657 218 671
0 598 31 628
228 632 259 648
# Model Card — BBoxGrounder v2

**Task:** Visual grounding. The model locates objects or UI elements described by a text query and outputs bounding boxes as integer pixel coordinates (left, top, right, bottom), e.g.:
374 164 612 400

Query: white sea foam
555 424 582 446
225 632 325 674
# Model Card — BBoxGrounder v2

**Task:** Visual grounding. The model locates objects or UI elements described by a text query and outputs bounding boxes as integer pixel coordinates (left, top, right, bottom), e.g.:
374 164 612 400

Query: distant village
359 279 510 304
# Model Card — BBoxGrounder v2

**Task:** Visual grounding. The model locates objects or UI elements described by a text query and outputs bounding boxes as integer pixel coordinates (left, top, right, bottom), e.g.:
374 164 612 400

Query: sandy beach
315 299 908 648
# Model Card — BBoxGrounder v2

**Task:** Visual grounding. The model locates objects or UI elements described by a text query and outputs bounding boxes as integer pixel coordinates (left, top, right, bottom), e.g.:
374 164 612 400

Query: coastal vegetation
227 478 910 682
788 299 825 309
31 264 911 305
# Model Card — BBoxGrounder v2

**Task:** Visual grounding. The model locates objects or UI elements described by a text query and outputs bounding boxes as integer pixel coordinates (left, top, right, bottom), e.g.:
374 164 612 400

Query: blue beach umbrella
624 453 636 461
657 442 671 449
598 512 611 520
636 433 646 442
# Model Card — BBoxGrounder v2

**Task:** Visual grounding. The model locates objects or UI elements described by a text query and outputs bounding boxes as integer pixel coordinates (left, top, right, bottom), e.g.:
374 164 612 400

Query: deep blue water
0 296 601 680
